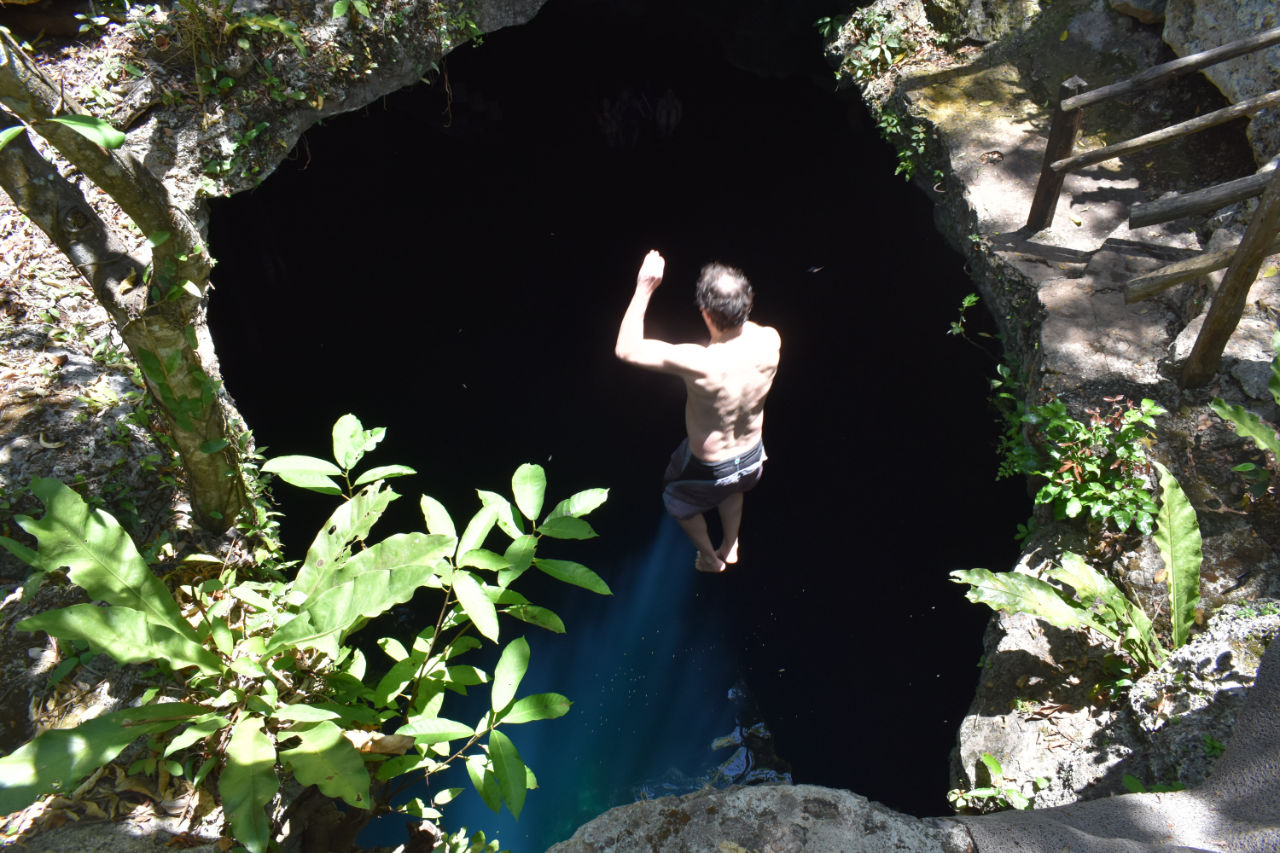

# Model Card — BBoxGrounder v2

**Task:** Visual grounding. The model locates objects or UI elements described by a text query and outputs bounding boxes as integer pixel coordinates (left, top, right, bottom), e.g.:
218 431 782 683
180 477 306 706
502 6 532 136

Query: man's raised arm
615 250 708 375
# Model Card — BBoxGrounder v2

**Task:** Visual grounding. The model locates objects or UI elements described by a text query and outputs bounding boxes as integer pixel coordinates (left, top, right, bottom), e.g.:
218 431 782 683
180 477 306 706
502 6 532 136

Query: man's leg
675 512 726 573
715 492 744 564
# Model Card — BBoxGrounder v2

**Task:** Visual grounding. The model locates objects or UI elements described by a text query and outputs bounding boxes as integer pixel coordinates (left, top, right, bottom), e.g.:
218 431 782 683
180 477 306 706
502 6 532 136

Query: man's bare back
615 249 780 573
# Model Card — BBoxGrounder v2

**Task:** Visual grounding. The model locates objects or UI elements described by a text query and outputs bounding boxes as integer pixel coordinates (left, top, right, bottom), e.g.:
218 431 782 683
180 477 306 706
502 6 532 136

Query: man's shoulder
745 322 781 349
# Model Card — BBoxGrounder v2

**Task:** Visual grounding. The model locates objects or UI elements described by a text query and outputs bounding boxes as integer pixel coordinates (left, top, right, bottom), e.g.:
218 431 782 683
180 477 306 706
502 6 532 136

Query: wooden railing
1024 25 1280 387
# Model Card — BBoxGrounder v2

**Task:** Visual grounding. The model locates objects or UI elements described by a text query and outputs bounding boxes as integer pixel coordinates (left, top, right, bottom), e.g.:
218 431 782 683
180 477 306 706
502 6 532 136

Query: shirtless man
615 249 781 573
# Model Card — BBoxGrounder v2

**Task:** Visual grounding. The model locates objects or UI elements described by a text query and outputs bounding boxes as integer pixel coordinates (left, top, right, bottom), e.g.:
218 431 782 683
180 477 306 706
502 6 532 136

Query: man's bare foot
695 551 726 573
717 540 740 565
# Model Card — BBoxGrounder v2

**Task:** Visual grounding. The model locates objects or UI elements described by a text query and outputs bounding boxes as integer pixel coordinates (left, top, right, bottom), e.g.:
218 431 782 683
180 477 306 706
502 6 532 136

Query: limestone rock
963 0 1044 44
545 785 973 853
1109 0 1166 25
1163 0 1280 167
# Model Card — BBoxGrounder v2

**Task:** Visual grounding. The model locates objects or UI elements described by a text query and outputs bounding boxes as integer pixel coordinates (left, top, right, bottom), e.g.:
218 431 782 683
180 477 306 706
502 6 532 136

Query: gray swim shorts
662 438 766 520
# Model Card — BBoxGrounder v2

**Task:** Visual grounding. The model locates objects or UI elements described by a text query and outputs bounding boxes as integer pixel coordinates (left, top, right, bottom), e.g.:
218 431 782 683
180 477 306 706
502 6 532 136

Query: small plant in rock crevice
947 753 1048 813
837 6 911 83
1002 395 1166 535
1211 329 1280 504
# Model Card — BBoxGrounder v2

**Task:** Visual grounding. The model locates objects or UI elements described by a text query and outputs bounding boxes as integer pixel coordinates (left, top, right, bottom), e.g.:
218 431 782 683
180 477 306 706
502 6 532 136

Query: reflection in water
374 515 783 852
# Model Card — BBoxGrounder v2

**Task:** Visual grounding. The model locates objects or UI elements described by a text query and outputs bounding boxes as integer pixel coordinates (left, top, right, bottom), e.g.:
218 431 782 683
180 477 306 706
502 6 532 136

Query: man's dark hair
696 262 753 330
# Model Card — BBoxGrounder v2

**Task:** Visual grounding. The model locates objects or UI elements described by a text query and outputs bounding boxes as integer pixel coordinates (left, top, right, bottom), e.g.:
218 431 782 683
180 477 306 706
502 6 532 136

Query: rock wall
1164 0 1280 167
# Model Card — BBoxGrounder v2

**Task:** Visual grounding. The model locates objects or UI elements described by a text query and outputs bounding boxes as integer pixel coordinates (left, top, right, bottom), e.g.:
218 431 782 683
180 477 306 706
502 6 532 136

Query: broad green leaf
420 494 457 538
452 570 498 642
164 714 230 756
533 558 611 595
1048 552 1127 624
280 720 370 809
0 535 43 571
220 718 278 853
292 480 397 603
352 464 417 488
276 561 437 652
45 114 125 148
379 637 410 662
950 568 1092 635
1152 461 1202 650
488 730 527 818
260 454 342 495
1210 399 1280 457
0 703 201 814
460 549 511 572
498 536 537 588
503 693 571 724
544 488 608 521
979 753 1003 779
511 463 546 521
536 517 597 540
17 479 196 642
333 0 349 16
396 715 475 744
491 637 529 712
478 490 522 539
0 125 25 151
466 754 502 813
504 604 565 634
372 657 420 708
273 705 341 724
332 414 385 471
19 604 221 676
457 503 499 560
332 532 454 588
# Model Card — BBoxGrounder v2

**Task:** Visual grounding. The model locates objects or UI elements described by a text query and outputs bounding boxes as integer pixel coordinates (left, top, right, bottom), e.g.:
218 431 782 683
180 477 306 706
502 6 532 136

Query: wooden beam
1026 77 1088 231
1051 89 1280 174
1062 26 1280 112
1130 159 1278 229
1126 234 1280 303
1181 167 1280 387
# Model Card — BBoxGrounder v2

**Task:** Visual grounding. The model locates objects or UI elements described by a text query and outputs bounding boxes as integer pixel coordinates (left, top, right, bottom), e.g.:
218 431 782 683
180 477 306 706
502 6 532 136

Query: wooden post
1181 166 1280 387
1026 76 1088 232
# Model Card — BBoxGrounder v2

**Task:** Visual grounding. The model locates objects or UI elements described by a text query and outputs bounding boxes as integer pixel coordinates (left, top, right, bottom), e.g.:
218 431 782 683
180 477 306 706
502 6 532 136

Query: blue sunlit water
359 514 775 852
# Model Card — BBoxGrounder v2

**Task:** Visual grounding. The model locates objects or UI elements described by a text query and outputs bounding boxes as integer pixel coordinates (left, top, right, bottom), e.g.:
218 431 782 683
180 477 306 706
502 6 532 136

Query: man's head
695 262 753 331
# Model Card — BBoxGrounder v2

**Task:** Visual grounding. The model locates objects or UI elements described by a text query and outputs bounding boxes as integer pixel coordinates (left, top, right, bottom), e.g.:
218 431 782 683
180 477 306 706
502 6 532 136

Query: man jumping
615 249 781 573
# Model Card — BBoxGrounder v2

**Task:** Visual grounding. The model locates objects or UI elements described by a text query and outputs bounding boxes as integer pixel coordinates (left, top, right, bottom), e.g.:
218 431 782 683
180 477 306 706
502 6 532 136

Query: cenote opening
207 0 1028 848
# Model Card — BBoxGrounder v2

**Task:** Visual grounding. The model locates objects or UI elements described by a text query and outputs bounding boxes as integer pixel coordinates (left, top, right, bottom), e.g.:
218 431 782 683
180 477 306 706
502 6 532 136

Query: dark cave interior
207 0 1029 845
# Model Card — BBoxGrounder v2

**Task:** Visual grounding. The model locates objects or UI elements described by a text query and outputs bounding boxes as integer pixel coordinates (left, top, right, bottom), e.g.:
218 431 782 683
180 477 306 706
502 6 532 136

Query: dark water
208 0 1026 848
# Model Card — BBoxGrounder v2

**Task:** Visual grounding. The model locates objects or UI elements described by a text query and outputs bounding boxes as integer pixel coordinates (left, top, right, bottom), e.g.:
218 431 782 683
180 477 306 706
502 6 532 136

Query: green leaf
0 703 201 814
451 569 499 642
457 503 499 560
45 114 125 148
280 720 370 809
536 516 597 540
420 494 456 538
478 490 523 539
1210 399 1280 458
459 549 511 572
17 479 196 643
491 637 529 712
332 532 454 588
260 454 343 495
333 0 349 16
220 718 279 853
396 715 475 744
544 488 609 521
273 705 341 724
488 730 528 818
498 535 537 588
19 604 221 676
199 438 229 454
1152 461 1202 650
503 692 571 724
950 568 1094 635
1269 331 1280 406
533 558 611 595
503 604 565 634
511 463 546 521
332 413 385 471
164 714 230 756
466 754 502 813
292 480 397 603
0 125 26 151
352 464 416 488
979 752 1003 779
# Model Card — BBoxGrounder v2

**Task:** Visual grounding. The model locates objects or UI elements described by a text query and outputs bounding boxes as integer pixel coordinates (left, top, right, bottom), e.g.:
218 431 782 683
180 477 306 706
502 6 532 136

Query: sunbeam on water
361 514 772 852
